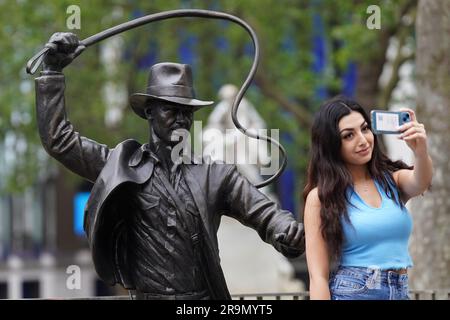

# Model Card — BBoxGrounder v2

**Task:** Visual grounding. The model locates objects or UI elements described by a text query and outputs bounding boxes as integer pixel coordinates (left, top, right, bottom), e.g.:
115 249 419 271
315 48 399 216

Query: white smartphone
370 110 411 134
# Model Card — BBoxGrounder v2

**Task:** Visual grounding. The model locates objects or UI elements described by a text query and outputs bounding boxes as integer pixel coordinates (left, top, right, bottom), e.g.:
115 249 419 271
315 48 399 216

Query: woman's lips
357 147 370 155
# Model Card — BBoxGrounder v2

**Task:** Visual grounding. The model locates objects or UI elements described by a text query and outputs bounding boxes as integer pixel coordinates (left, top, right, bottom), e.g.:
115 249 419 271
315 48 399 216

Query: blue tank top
340 178 413 269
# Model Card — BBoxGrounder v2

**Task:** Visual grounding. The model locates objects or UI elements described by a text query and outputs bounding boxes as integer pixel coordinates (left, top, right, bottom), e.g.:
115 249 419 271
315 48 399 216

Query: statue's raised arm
35 32 110 182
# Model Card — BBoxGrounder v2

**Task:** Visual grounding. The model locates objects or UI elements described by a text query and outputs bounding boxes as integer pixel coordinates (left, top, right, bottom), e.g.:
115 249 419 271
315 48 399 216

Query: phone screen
375 112 399 131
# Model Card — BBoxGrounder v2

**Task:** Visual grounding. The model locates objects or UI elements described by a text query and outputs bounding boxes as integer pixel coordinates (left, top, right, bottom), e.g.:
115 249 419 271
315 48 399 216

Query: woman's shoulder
389 169 412 203
304 187 322 225
391 169 412 186
305 187 321 207
382 170 407 194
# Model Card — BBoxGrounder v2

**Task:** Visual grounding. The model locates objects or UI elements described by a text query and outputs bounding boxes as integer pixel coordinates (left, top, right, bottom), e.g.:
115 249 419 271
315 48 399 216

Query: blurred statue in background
203 84 276 200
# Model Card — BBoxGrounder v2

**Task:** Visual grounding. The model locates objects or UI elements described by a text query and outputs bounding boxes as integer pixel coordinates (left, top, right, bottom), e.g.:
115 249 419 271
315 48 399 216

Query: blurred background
0 0 448 299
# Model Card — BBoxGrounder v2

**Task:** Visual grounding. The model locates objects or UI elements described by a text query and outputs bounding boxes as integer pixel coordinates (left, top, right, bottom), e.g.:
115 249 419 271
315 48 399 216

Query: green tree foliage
0 0 416 212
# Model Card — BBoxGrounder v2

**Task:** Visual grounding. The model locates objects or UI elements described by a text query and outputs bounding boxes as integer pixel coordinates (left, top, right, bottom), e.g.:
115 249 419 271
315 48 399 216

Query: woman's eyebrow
339 121 367 134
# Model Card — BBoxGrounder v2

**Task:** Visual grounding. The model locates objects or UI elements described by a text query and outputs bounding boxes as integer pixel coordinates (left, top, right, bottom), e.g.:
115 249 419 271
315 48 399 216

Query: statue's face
147 101 194 146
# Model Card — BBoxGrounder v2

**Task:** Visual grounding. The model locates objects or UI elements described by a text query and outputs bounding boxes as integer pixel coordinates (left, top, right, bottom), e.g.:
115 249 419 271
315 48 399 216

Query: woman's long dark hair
302 95 413 262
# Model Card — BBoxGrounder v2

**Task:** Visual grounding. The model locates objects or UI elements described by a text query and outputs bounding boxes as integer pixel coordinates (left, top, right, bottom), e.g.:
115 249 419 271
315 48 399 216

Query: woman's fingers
399 124 425 139
403 133 425 141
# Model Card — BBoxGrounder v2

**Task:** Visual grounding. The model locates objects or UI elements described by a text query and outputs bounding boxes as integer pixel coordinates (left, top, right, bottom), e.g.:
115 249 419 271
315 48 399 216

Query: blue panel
137 42 158 70
312 13 326 74
179 33 198 66
278 132 296 217
342 62 357 98
312 12 328 100
215 36 229 51
125 9 158 70
279 166 297 216
73 192 90 237
244 42 254 56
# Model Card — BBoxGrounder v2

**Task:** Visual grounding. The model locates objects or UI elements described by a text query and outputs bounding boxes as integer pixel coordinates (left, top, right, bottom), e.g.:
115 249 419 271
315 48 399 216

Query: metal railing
408 290 450 300
232 292 309 300
65 289 450 300
231 290 450 300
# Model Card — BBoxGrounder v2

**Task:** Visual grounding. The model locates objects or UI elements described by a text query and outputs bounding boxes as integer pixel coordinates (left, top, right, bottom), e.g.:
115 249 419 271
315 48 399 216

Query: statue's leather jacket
35 74 303 299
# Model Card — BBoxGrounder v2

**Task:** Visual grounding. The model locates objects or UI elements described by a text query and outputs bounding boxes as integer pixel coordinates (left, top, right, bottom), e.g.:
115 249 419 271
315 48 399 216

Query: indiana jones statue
35 32 305 300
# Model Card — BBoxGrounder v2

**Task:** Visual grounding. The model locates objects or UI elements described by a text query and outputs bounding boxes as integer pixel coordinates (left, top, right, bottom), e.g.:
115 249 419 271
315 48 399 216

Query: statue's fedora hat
130 62 213 119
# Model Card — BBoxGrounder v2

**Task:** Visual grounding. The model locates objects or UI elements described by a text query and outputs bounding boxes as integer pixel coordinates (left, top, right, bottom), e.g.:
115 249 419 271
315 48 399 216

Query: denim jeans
329 266 410 300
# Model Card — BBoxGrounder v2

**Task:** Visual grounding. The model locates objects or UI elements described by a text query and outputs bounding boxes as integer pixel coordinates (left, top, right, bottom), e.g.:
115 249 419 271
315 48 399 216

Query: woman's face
338 111 374 166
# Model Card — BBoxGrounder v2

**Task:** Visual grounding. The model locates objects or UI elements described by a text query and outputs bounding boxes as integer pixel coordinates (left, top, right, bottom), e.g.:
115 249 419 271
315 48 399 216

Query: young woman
303 96 433 300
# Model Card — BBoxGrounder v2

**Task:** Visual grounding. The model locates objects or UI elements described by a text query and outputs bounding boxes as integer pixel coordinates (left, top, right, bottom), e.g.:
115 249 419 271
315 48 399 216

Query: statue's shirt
125 149 206 294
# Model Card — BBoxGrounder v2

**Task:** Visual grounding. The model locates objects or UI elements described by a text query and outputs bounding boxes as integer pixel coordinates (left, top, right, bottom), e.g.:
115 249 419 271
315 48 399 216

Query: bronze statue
34 32 304 300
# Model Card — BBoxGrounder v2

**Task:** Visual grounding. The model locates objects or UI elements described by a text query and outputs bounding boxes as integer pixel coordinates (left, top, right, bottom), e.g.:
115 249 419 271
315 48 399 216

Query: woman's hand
397 108 428 156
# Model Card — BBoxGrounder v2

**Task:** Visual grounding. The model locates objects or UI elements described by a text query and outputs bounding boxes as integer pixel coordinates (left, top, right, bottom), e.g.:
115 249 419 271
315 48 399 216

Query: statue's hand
43 32 85 72
274 221 305 258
